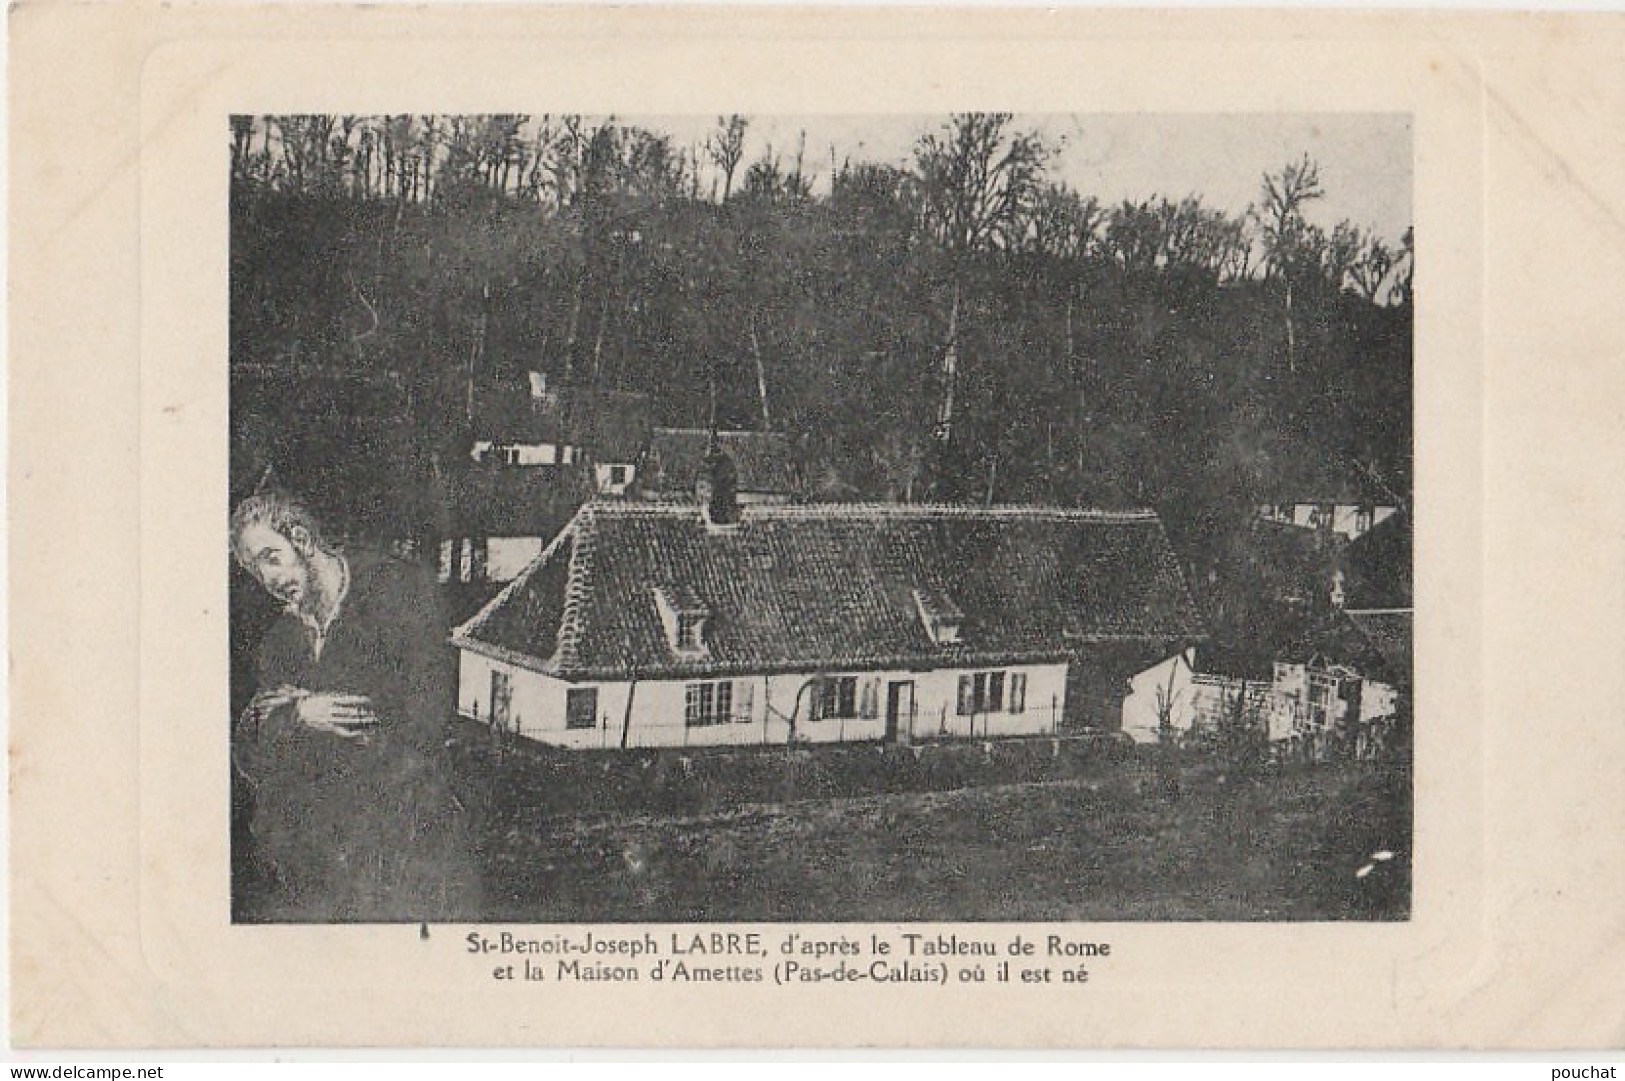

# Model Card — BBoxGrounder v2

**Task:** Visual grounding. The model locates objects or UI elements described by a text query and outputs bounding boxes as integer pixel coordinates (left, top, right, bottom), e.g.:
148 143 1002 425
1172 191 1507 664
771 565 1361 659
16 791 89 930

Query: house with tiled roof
436 462 592 585
640 427 798 504
470 375 651 496
450 487 1204 749
1122 606 1411 749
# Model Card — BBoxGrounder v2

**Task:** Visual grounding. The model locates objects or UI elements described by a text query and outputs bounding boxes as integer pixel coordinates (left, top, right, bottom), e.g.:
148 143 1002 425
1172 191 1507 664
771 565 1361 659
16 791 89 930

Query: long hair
229 491 330 569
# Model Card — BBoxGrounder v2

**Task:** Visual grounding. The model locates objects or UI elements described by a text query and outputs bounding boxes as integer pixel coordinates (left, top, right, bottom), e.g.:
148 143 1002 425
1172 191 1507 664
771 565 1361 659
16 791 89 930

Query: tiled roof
642 428 798 496
1344 608 1413 687
454 501 1206 680
1280 607 1411 687
1343 511 1412 609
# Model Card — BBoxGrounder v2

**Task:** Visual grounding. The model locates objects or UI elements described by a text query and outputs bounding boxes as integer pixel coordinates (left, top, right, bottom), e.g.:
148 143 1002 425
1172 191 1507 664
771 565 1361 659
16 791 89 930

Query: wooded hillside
230 113 1412 581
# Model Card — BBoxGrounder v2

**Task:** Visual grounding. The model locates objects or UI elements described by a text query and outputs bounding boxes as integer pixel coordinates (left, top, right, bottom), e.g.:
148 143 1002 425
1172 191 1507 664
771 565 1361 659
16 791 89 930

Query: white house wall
487 537 545 581
594 462 637 496
439 536 546 583
1360 679 1399 722
1122 651 1196 743
470 440 577 466
455 651 1068 750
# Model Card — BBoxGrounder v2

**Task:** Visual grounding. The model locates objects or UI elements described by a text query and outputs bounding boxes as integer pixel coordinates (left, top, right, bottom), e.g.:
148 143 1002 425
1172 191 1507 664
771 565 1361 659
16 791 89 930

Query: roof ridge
451 503 588 643
552 504 598 671
584 500 1158 521
653 425 787 436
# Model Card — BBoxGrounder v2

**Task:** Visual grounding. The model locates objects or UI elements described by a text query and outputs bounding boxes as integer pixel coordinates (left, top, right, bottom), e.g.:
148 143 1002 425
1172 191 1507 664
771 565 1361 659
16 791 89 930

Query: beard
271 552 326 620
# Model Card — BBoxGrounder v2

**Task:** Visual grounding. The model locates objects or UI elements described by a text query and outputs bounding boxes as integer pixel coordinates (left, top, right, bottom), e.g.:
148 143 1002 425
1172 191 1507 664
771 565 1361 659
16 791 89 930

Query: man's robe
233 550 480 922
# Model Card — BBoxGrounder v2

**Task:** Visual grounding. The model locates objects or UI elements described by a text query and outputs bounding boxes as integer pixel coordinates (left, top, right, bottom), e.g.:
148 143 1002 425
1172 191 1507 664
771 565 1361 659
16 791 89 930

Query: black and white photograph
227 111 1414 926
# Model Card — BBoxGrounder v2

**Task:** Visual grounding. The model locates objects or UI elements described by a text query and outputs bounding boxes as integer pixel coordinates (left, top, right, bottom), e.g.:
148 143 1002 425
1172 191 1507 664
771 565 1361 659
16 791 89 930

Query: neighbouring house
441 377 652 586
1340 510 1412 611
470 374 651 494
450 482 1204 750
470 372 579 466
1123 607 1411 746
1340 607 1414 692
1122 648 1293 745
640 427 798 504
1256 494 1399 543
574 390 653 496
437 462 589 586
1271 607 1411 737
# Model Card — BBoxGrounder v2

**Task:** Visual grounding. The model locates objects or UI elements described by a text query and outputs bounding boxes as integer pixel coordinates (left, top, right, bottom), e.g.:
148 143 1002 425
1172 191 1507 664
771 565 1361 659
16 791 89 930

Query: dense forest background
229 112 1412 610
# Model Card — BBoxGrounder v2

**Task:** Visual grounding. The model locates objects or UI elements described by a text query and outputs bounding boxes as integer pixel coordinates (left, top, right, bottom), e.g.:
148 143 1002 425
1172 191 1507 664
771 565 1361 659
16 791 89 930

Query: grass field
468 752 1411 923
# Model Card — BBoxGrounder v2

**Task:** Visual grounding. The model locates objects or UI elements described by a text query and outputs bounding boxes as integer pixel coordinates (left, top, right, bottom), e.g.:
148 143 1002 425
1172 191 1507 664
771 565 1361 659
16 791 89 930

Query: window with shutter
1009 673 1027 714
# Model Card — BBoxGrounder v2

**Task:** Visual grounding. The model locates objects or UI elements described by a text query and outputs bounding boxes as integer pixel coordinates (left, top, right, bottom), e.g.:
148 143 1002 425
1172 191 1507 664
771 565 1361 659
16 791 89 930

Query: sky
629 112 1413 246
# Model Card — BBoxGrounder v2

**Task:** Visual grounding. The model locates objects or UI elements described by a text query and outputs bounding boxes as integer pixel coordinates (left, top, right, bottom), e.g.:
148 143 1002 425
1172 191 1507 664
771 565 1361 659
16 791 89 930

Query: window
566 687 598 730
913 587 964 645
677 614 704 651
858 679 880 720
957 671 1013 715
734 681 754 724
811 676 857 720
1008 673 1027 714
685 681 732 727
609 465 629 485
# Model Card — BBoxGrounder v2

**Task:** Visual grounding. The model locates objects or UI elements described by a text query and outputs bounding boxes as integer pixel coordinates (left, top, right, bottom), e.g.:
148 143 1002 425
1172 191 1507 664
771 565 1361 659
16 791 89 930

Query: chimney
700 446 740 527
527 371 548 399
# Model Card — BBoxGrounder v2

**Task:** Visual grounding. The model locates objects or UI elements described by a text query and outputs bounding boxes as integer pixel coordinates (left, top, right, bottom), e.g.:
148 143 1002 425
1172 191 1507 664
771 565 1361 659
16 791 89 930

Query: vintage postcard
9 4 1624 1050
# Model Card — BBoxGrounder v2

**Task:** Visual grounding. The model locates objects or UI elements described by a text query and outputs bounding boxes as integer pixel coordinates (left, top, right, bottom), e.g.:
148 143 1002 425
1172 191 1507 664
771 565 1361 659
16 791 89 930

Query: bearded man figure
230 492 480 922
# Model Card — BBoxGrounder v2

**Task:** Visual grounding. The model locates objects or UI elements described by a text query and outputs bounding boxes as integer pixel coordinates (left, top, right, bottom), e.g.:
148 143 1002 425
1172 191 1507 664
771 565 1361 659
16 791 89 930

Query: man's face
238 522 314 610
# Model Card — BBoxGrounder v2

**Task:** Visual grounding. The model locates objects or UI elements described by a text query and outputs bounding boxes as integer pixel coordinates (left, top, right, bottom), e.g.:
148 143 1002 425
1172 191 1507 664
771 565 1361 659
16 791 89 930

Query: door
886 680 915 744
490 669 513 731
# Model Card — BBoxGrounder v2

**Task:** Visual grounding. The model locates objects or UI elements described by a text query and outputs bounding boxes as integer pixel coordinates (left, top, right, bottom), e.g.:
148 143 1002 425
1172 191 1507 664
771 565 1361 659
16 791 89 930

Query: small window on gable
913 587 964 646
654 586 710 656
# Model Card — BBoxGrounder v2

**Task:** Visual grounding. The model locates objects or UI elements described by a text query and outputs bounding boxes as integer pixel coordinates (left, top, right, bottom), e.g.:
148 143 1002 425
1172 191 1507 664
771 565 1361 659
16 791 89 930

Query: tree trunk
591 288 610 386
563 276 583 382
751 320 772 430
1284 278 1297 374
937 280 961 440
619 679 639 749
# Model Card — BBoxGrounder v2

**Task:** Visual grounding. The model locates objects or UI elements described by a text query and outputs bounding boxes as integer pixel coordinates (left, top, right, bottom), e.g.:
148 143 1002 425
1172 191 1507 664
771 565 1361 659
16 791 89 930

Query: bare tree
1391 226 1415 306
1022 183 1104 262
1104 198 1163 276
1339 225 1397 303
914 113 1051 257
914 114 1051 446
1258 154 1325 372
705 114 749 203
